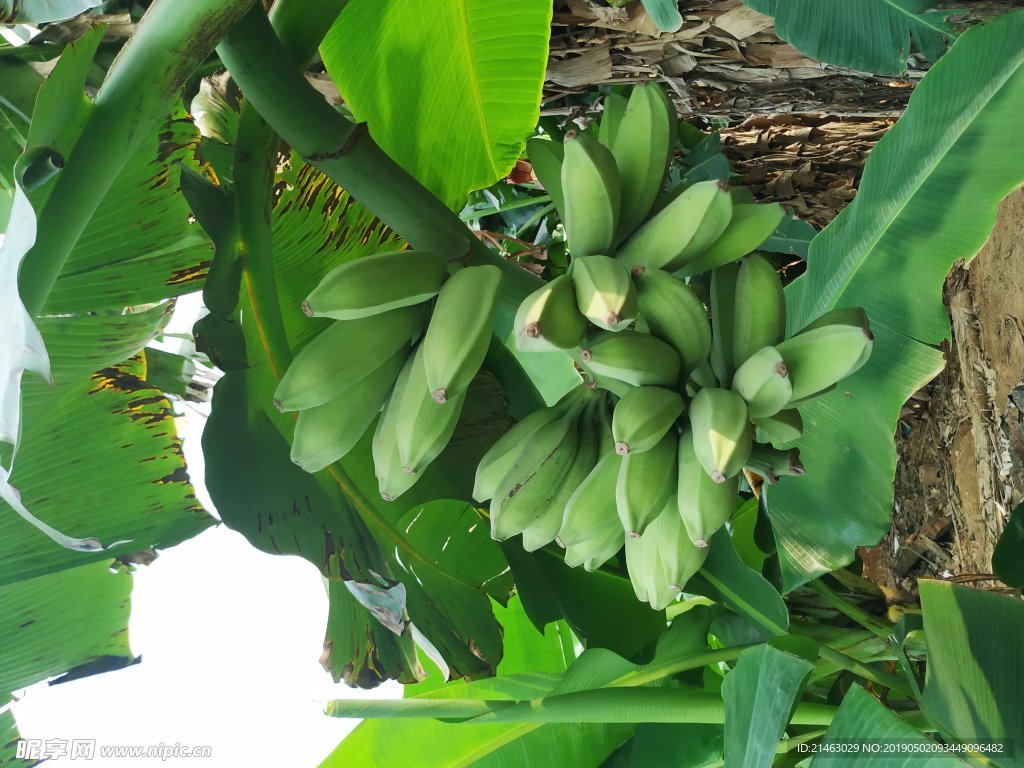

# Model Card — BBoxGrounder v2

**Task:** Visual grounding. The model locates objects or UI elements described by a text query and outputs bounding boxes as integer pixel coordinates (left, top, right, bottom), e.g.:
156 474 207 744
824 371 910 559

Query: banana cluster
506 84 875 609
274 250 503 500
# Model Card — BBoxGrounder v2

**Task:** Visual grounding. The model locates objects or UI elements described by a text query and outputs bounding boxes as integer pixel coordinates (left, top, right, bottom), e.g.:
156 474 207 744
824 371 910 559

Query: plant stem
818 644 916 699
216 8 541 332
808 578 892 638
20 0 259 317
611 644 759 688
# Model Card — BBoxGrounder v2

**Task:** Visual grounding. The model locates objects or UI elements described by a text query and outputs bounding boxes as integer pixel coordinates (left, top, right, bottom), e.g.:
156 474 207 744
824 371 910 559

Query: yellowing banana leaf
1 357 212 585
742 0 956 75
769 12 1024 590
320 0 552 209
919 580 1023 765
722 645 813 768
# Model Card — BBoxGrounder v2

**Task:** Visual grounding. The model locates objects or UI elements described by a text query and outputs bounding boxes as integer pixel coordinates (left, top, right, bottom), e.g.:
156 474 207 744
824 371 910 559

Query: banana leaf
768 12 1024 589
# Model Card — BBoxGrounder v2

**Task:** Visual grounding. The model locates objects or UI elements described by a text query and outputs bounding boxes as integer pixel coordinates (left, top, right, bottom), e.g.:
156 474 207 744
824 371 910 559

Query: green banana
489 390 595 541
514 274 589 352
674 203 785 278
564 525 625 572
527 137 566 219
273 305 423 412
625 504 708 609
560 131 621 257
597 91 629 149
776 319 873 404
616 179 732 271
559 448 622 547
422 264 502 403
753 408 803 447
708 261 740 385
731 345 792 419
611 83 674 240
745 444 804 484
392 344 468 475
473 385 589 503
686 358 719 398
521 399 603 552
612 385 684 455
616 429 678 537
290 347 408 473
677 427 741 547
732 254 786 369
689 387 752 483
302 250 448 320
570 255 638 331
793 307 874 379
580 330 681 387
372 356 421 501
633 268 711 377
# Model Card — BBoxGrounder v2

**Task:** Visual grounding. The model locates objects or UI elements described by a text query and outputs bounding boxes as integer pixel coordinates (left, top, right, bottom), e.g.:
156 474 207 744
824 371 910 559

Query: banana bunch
278 252 503 501
496 83 877 609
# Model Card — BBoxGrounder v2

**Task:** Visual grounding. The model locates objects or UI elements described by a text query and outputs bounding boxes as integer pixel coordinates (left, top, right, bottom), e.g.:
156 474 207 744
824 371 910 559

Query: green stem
610 644 759 688
19 0 259 317
808 578 892 639
818 645 916 699
216 8 541 333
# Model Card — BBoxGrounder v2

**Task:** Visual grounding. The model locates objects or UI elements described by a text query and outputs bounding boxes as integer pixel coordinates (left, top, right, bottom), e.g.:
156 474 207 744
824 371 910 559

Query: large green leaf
0 357 211 584
992 501 1024 588
768 12 1024 589
321 0 552 208
722 645 812 768
601 723 723 768
811 684 958 767
320 597 631 768
0 561 132 693
919 580 1023 764
742 0 956 74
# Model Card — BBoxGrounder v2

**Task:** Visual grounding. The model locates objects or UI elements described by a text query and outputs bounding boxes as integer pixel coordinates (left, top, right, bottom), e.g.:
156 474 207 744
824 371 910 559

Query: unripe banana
422 265 502 403
372 356 421 501
489 389 595 541
731 345 792 419
561 131 621 258
625 503 708 609
732 254 786 369
674 203 786 278
793 307 874 377
597 91 629 149
611 84 674 241
302 250 448 320
776 322 873 404
616 429 678 537
514 274 589 352
752 408 803 447
564 525 625 572
273 306 423 412
473 385 588 503
521 399 604 551
745 444 805 484
571 255 638 331
677 428 741 547
290 347 408 473
527 137 566 219
612 385 684 455
686 359 719 398
392 344 468 475
559 448 621 547
708 262 740 386
580 330 681 388
616 179 732 271
689 387 752 483
633 268 711 377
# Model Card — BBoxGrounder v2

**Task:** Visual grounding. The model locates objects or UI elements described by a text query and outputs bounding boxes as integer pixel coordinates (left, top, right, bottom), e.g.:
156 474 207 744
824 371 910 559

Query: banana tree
2 0 1024 764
